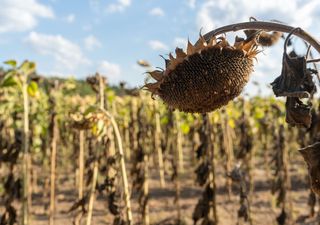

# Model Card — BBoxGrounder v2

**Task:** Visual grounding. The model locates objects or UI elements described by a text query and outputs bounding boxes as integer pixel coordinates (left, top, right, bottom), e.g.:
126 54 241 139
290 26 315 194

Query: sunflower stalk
221 111 234 200
208 115 218 224
49 81 59 225
154 101 166 188
78 130 85 199
103 109 133 223
175 111 184 174
173 111 182 222
86 74 105 225
271 125 292 225
22 74 30 225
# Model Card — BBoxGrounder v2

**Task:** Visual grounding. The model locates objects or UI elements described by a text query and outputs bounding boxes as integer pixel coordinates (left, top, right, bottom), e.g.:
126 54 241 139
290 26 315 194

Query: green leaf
19 60 36 76
91 124 98 136
228 119 236 129
1 75 17 87
64 78 76 90
4 60 17 68
84 106 98 115
253 108 264 119
160 116 169 125
107 89 116 103
180 123 190 134
27 81 38 97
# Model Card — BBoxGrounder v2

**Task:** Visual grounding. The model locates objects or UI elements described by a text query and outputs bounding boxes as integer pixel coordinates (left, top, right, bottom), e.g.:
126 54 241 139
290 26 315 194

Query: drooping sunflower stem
203 21 320 54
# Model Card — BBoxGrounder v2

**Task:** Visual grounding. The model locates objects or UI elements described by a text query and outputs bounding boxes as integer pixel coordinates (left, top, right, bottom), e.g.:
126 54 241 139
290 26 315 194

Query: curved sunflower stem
101 109 133 224
203 21 320 54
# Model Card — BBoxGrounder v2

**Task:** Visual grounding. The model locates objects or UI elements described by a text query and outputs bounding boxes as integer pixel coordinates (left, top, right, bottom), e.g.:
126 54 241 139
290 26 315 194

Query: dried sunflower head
244 30 282 47
143 35 260 113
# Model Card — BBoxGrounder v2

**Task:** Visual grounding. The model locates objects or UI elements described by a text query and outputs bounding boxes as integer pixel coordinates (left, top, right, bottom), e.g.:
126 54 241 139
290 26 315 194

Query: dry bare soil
22 158 320 225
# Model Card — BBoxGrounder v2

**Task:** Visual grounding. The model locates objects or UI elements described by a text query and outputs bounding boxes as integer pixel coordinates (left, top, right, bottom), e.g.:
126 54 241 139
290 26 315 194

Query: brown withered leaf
108 191 121 216
271 30 316 128
285 97 312 128
299 142 320 196
0 205 17 225
238 204 249 221
192 198 209 224
276 208 287 225
68 195 88 214
271 53 310 98
195 161 210 186
113 216 127 225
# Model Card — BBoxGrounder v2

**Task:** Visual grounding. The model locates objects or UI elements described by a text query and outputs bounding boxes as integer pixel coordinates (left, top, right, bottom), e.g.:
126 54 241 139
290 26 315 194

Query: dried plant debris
271 28 317 128
244 30 282 47
195 161 210 186
276 208 287 225
235 111 253 159
192 184 215 225
108 191 122 216
144 34 260 113
70 110 110 130
86 73 106 93
285 97 312 128
0 205 17 225
229 165 251 223
68 195 88 214
299 142 320 196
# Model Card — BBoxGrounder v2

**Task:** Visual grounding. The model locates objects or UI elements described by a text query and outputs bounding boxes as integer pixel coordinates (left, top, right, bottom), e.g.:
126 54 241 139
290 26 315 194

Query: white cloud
148 40 169 51
106 0 131 13
66 14 75 23
173 37 188 49
187 0 196 9
25 32 90 71
149 7 165 17
0 0 54 33
196 0 320 33
98 60 122 82
84 35 102 51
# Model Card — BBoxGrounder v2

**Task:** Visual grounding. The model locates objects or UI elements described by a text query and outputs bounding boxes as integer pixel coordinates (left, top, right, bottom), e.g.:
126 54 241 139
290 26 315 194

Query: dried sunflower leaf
299 142 320 196
271 46 316 128
195 162 210 186
276 208 287 225
285 97 312 128
68 195 88 213
271 53 309 97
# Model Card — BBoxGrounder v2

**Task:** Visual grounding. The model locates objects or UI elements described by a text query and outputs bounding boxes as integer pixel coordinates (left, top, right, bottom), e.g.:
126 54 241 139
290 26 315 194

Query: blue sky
1 0 320 95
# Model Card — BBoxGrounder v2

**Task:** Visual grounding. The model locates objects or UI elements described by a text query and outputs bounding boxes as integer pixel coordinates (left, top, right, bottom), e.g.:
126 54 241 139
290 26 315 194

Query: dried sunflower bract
143 35 260 113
